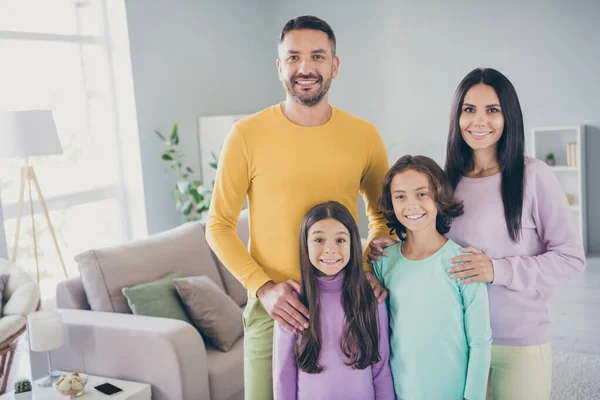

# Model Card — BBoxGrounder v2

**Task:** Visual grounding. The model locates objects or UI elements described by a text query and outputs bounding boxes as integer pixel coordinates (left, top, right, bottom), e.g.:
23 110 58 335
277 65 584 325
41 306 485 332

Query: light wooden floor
4 260 600 392
550 257 600 354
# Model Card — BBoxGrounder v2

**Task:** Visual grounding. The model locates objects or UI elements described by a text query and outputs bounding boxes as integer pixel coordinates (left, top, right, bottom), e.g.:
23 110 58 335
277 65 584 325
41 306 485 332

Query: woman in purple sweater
273 201 395 400
370 68 585 399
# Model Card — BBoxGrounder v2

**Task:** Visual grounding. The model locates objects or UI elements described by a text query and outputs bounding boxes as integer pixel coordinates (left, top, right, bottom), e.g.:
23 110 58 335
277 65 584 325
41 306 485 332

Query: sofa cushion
76 221 226 313
173 276 243 352
122 271 191 324
205 338 244 400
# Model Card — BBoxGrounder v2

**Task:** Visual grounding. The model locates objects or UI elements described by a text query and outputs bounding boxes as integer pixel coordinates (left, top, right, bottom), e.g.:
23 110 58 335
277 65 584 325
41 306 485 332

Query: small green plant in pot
155 124 218 222
14 378 32 399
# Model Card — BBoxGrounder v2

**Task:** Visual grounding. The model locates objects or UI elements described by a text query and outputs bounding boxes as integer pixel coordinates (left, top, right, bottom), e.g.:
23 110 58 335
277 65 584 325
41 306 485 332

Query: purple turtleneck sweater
272 272 395 400
447 157 586 346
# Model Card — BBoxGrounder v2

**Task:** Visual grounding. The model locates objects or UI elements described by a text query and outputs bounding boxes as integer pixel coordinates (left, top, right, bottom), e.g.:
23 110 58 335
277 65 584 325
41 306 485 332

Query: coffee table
0 373 151 399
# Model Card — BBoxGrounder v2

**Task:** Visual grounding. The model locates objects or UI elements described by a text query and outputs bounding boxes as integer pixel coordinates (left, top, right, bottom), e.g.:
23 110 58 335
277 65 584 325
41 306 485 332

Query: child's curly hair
378 155 464 239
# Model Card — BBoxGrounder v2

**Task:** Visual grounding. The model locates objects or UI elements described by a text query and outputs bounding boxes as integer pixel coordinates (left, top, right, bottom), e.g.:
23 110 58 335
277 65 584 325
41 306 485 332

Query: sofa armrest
30 309 210 400
56 277 91 310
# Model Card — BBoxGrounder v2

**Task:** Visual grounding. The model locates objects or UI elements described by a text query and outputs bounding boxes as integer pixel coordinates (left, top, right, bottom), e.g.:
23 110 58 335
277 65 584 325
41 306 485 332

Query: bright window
0 0 142 300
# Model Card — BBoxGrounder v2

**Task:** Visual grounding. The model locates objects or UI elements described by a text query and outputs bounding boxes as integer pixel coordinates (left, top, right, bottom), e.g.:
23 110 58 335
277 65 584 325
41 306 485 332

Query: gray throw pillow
173 276 243 352
122 271 191 324
0 274 9 315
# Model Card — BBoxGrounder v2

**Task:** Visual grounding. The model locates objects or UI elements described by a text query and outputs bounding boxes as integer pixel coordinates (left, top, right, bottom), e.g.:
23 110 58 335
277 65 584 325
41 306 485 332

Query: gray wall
125 0 281 234
125 0 599 251
273 0 600 252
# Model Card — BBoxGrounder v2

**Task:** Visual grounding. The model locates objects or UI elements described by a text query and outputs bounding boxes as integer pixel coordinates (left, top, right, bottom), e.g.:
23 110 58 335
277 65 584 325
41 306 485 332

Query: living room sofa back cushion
205 209 250 307
76 221 226 313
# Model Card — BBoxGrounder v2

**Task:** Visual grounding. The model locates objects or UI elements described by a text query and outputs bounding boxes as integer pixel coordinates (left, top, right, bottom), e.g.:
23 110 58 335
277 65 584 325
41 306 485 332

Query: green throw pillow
122 271 191 324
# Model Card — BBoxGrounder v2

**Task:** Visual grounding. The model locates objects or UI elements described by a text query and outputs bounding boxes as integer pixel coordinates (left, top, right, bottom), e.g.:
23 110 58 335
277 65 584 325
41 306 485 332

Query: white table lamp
0 110 68 283
28 311 64 387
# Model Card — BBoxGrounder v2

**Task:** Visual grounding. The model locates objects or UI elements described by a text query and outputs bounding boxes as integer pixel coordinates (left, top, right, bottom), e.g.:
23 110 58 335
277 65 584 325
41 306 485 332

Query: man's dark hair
279 15 336 55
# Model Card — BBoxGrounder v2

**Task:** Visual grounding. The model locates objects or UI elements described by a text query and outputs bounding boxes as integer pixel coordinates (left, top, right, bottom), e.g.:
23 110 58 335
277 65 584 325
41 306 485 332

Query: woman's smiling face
459 83 505 152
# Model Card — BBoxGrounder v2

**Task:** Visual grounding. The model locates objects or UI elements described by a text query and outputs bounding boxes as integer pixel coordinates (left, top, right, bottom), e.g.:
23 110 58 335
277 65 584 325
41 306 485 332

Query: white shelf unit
532 125 587 253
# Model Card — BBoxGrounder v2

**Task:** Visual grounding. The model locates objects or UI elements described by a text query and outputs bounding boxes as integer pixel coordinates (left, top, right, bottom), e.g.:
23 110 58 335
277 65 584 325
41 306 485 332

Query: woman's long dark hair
444 68 525 242
296 201 379 373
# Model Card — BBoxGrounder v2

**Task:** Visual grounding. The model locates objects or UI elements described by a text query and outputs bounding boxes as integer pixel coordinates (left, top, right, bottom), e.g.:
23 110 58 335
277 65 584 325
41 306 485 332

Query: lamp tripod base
36 371 62 387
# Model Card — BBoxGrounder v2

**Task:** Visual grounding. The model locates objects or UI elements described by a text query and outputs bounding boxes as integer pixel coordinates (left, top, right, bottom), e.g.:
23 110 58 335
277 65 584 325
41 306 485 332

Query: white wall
125 0 281 234
273 0 600 251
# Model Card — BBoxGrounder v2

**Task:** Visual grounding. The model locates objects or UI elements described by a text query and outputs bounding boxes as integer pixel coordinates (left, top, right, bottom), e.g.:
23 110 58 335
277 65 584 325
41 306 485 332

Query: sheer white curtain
0 0 145 299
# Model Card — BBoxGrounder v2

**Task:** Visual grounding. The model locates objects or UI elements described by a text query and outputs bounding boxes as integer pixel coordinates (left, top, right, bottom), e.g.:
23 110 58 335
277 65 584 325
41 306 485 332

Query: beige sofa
30 213 250 400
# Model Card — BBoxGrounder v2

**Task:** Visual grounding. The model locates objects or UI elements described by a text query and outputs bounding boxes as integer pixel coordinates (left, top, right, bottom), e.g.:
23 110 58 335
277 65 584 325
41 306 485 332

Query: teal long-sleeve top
373 239 492 400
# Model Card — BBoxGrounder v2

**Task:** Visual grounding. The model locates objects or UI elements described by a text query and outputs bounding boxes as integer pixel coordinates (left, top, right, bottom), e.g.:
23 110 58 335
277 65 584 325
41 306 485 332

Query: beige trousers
486 343 552 400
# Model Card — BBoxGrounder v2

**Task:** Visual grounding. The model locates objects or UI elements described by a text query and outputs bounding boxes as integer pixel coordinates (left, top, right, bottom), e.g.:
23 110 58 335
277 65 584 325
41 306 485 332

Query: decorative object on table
53 372 88 397
566 141 578 167
566 193 576 206
545 152 556 166
13 378 32 399
155 123 218 222
27 310 64 387
0 110 68 284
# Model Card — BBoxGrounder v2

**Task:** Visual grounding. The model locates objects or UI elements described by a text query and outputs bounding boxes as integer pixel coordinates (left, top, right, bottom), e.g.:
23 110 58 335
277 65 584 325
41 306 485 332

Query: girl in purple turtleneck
273 201 395 400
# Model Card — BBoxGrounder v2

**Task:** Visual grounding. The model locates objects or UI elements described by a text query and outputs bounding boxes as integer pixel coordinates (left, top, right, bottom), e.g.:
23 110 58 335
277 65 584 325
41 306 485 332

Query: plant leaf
190 188 202 204
177 181 191 194
209 162 217 170
186 167 194 173
170 124 178 141
162 153 173 161
154 130 166 140
181 200 193 215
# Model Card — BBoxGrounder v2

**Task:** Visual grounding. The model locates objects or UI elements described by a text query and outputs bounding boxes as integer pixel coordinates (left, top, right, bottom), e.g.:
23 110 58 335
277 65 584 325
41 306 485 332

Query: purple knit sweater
447 157 586 346
272 272 395 400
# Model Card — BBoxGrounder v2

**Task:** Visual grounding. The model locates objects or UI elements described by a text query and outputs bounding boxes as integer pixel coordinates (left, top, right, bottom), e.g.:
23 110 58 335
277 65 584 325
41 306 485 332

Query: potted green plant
155 124 218 222
14 378 32 399
545 152 556 166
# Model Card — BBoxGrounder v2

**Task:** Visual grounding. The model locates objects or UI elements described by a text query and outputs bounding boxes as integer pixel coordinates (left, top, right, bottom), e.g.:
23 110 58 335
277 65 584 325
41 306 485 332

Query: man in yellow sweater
205 15 391 400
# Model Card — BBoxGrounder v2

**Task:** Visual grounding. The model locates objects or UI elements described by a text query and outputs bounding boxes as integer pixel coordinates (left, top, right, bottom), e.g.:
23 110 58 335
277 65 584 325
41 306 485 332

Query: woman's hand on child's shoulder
447 246 495 284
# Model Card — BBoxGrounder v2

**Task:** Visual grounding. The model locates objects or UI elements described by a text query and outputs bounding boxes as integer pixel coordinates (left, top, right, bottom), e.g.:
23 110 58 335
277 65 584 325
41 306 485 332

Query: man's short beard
285 75 333 107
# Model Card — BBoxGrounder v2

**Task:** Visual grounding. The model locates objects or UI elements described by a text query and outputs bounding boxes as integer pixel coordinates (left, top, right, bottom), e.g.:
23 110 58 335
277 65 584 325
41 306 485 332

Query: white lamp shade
28 311 64 352
0 110 63 158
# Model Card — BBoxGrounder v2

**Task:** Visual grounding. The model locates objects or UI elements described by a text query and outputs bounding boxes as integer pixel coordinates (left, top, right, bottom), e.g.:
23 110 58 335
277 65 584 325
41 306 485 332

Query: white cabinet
532 125 587 253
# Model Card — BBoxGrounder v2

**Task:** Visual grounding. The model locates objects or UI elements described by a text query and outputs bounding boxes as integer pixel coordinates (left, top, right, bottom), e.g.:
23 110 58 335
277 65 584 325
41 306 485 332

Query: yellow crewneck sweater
205 104 390 297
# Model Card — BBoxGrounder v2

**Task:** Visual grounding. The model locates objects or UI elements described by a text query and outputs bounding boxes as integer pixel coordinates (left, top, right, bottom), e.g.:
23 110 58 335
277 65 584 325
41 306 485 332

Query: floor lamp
0 110 68 284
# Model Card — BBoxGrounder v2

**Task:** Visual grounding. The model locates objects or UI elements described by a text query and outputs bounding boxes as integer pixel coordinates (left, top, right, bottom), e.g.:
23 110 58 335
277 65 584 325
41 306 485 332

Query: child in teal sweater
373 155 491 400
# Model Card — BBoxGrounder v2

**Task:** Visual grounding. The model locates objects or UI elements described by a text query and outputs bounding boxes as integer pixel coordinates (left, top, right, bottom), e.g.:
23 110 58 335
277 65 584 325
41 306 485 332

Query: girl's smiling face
307 218 350 276
391 169 439 236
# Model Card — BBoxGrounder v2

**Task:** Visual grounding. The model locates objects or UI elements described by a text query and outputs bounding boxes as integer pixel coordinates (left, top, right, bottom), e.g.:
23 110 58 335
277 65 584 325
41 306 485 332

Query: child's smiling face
307 218 351 276
391 169 439 236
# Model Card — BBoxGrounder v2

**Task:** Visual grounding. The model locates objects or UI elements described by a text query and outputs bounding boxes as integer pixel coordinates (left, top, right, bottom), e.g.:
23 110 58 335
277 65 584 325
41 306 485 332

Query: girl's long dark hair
296 201 379 373
444 68 525 242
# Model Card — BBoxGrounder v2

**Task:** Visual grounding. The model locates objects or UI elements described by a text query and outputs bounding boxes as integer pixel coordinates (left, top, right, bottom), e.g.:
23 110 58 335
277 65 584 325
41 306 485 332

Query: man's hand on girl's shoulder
257 280 309 334
367 237 399 264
